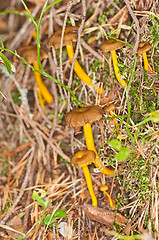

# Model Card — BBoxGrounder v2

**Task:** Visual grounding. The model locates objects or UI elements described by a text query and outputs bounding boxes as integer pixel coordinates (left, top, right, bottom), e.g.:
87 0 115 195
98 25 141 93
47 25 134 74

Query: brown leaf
6 215 24 239
110 6 129 24
123 220 131 236
83 203 128 226
100 88 116 105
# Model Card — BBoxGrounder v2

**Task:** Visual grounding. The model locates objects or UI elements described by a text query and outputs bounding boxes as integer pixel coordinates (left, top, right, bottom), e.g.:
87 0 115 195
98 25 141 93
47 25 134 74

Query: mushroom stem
83 123 115 175
104 192 115 209
111 50 127 87
142 51 149 72
33 61 54 104
100 185 115 209
82 165 97 206
37 87 45 107
66 44 93 86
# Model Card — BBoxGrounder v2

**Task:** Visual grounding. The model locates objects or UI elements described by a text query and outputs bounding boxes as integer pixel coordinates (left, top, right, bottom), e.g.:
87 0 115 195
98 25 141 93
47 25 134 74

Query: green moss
11 90 21 105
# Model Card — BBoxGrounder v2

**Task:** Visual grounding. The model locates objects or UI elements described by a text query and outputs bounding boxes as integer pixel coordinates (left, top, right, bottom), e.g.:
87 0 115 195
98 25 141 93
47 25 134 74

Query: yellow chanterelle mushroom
71 150 97 206
100 39 126 87
65 105 115 176
13 44 54 104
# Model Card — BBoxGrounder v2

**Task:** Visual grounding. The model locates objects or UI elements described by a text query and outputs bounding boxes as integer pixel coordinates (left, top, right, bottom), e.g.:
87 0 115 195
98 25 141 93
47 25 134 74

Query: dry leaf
83 203 128 226
110 6 129 24
123 220 131 236
6 215 24 239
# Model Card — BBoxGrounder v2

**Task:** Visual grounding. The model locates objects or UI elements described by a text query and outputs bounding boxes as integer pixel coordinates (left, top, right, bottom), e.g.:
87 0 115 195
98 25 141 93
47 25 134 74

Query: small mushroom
46 26 104 93
71 150 97 206
100 39 126 87
137 42 151 72
100 185 115 209
65 106 115 176
13 44 53 104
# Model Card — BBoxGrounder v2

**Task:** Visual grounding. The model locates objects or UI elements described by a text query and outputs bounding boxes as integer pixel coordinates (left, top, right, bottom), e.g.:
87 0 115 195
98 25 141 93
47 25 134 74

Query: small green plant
50 112 63 124
15 188 51 239
149 14 159 82
15 188 67 240
17 188 64 240
149 109 159 122
60 157 70 165
109 139 131 162
90 59 102 73
32 188 50 207
98 10 112 25
41 209 66 227
0 52 12 74
33 189 66 227
11 90 21 105
149 14 159 55
0 202 11 216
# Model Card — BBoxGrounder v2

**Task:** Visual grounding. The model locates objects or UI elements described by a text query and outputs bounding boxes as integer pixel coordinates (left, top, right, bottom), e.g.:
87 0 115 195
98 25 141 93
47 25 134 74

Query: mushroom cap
100 39 125 52
137 42 151 54
71 150 96 168
13 44 49 64
103 103 116 113
64 105 104 127
47 26 79 49
100 185 108 192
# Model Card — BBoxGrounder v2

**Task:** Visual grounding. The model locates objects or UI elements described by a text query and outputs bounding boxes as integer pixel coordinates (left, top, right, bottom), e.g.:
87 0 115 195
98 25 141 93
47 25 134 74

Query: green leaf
41 210 66 227
0 52 12 74
32 189 49 207
115 147 130 161
149 110 159 123
54 209 66 218
41 214 55 226
109 139 122 151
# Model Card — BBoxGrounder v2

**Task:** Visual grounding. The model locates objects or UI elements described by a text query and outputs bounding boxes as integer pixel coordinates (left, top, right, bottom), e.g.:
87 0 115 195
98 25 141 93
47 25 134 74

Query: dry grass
0 0 158 239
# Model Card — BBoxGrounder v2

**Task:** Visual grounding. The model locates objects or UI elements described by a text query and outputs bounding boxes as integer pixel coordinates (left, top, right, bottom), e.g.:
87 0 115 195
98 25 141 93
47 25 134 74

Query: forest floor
0 0 158 239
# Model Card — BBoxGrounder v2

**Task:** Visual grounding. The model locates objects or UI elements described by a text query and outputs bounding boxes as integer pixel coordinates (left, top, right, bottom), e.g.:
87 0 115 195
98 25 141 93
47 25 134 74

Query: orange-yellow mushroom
65 106 115 176
47 26 104 93
137 42 151 72
100 184 115 209
13 45 54 104
71 150 97 206
100 39 126 87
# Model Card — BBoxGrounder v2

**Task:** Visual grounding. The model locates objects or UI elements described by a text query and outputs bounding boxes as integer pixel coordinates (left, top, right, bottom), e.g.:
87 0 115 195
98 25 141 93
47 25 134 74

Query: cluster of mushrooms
13 26 152 207
14 26 152 105
65 105 115 207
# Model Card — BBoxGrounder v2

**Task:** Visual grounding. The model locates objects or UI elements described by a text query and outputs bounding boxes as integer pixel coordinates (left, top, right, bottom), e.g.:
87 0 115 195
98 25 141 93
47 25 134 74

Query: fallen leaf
123 220 131 236
110 6 129 24
83 203 128 226
6 215 24 239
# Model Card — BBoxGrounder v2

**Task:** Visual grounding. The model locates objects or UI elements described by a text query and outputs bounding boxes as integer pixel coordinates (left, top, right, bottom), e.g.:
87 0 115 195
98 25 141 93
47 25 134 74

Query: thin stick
123 0 140 54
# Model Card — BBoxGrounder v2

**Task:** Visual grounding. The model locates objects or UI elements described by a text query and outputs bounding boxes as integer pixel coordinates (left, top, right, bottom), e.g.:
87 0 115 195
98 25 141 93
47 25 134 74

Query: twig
80 39 103 62
59 1 73 85
9 6 40 51
67 0 86 111
123 0 140 54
